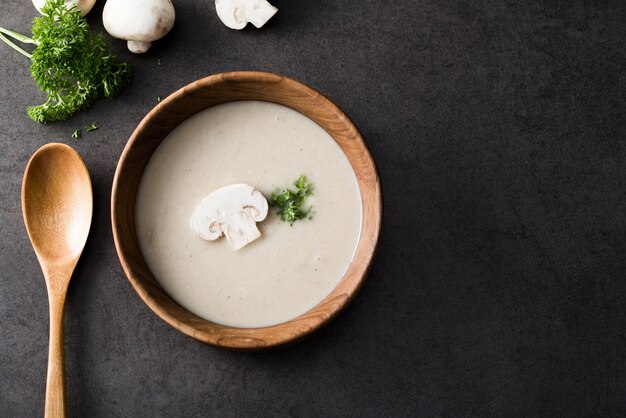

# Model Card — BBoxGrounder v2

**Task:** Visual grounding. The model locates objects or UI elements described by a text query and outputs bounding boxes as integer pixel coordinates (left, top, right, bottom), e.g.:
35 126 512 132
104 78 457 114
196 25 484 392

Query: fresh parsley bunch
0 0 132 123
271 175 315 225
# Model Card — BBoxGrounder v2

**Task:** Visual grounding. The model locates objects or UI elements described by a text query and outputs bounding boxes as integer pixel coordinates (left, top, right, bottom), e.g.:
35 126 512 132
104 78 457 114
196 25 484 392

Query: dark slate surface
1 0 626 416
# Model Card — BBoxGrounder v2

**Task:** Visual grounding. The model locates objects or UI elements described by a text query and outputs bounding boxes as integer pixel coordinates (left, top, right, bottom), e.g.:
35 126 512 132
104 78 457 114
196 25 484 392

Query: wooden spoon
22 143 93 418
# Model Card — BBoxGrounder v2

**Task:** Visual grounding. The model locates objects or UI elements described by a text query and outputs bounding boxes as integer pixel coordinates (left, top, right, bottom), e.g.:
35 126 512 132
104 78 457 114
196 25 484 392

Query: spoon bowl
23 144 92 265
22 143 92 418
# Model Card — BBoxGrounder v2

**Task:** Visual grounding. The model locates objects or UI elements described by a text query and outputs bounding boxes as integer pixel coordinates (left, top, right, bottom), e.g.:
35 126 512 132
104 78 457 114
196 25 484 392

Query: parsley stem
0 27 35 44
0 32 32 58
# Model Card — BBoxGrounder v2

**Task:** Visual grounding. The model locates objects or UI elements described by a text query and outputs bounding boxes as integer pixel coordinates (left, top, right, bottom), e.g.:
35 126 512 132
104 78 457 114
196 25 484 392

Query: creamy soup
136 101 362 328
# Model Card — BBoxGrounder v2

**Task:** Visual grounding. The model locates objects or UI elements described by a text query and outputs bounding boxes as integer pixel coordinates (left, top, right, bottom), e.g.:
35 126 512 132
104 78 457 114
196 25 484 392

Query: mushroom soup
136 101 362 328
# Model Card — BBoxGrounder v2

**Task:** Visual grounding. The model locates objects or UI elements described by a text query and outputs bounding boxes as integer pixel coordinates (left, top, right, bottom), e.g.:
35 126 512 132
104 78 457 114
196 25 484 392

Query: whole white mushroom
215 0 277 30
33 0 96 16
103 0 176 54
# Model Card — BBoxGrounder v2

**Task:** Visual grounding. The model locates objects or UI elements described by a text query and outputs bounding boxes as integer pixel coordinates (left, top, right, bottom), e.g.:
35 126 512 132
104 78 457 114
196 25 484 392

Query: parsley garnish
71 129 81 139
270 175 314 225
85 122 98 132
0 0 132 123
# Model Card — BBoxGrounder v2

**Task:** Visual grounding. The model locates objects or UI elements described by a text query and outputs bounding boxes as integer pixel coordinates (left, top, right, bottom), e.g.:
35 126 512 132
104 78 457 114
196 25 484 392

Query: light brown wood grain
111 72 382 351
22 143 93 417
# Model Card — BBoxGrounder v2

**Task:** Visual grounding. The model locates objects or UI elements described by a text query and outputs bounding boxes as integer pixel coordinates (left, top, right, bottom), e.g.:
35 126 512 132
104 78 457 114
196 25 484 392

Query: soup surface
136 101 362 328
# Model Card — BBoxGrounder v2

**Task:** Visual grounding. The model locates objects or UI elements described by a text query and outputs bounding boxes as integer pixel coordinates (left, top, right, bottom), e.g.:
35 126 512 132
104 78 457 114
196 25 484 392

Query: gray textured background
2 0 626 417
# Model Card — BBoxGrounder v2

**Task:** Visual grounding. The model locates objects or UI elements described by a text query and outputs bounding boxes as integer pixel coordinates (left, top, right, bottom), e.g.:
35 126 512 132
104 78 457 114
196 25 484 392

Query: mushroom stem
127 40 152 54
222 213 262 250
247 1 277 28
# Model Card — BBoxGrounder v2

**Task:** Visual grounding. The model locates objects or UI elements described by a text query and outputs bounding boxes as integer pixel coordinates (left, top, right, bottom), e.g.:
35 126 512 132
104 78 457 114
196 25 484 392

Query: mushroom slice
102 0 176 54
191 184 269 250
33 0 96 16
215 0 278 30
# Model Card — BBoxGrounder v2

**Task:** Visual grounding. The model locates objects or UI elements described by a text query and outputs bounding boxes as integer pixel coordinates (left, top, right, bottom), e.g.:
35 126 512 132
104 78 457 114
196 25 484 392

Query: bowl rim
111 71 382 350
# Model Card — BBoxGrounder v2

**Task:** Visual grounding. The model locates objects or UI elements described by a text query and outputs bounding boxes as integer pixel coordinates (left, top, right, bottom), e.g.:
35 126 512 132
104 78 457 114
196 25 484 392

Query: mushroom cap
33 0 96 16
191 184 269 241
103 0 176 43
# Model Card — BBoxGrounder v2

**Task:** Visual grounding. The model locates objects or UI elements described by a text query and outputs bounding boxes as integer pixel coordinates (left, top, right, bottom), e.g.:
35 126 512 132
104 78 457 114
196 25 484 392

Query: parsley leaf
0 0 132 123
270 175 315 225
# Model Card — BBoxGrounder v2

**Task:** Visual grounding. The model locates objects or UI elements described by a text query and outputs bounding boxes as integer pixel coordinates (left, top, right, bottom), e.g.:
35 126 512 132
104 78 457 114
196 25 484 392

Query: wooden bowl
111 72 382 351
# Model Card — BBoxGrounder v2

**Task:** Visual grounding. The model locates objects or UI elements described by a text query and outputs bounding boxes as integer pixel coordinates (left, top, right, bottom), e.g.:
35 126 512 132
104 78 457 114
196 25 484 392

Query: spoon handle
45 293 67 418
